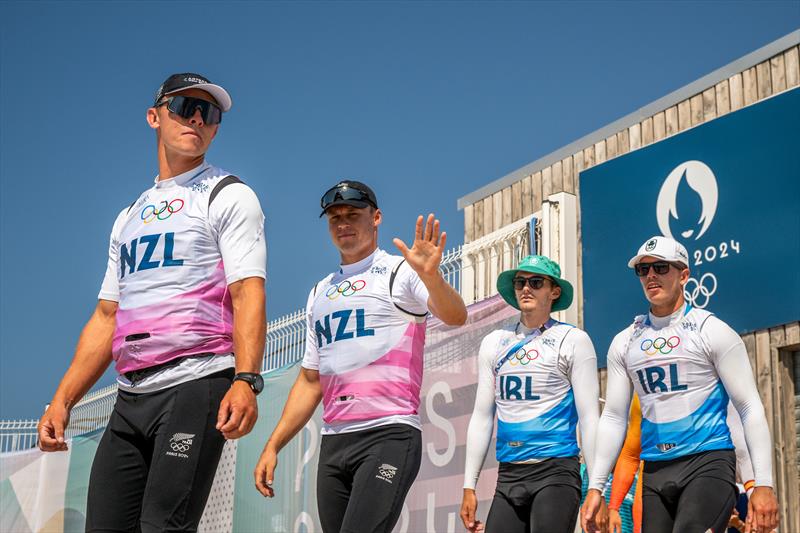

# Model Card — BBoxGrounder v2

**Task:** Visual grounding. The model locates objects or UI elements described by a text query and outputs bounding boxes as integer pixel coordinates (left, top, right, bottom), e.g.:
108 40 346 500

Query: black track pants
316 424 422 533
484 457 582 533
641 449 737 533
85 369 232 533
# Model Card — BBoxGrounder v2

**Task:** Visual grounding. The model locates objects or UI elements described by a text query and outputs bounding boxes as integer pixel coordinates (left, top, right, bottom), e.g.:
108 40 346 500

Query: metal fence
0 221 533 453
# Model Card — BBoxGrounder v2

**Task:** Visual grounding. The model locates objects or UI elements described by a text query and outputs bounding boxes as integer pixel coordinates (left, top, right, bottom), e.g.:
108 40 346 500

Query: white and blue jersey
463 319 600 489
615 305 733 461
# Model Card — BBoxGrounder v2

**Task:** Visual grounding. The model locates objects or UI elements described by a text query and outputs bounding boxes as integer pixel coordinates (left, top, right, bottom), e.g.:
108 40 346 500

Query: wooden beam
629 123 641 151
492 191 502 232
594 140 607 165
769 327 787 525
542 166 553 200
715 80 731 117
729 73 744 111
770 53 787 93
531 171 543 214
702 87 717 121
501 187 512 228
785 46 800 88
690 94 704 126
756 60 773 100
482 196 493 236
552 160 564 193
473 200 484 239
641 117 654 146
665 105 679 136
521 175 533 217
653 111 666 141
617 128 630 155
511 181 522 222
678 98 691 131
464 204 474 243
754 330 774 437
606 134 618 159
743 67 758 106
562 157 575 195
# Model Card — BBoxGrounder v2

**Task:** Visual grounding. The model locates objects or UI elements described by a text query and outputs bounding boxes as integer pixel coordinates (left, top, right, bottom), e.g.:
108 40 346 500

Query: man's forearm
51 301 116 409
267 370 322 452
422 273 467 326
230 277 266 374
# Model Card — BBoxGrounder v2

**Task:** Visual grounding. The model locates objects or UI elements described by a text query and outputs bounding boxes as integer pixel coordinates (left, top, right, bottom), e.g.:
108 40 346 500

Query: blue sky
1 1 797 419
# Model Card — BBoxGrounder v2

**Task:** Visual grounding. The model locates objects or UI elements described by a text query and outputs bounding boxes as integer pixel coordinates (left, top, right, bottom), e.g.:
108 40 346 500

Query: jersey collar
646 302 691 328
339 248 382 276
154 161 211 189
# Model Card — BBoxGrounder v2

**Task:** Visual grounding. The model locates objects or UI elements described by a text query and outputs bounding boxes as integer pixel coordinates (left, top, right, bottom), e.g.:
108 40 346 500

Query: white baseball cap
628 236 690 268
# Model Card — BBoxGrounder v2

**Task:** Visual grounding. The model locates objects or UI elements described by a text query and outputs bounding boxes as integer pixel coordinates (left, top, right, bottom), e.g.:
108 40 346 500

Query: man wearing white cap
37 73 267 532
581 236 778 533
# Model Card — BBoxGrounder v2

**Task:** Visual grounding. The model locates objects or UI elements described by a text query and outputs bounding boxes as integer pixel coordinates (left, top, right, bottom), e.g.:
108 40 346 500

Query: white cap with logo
628 236 690 268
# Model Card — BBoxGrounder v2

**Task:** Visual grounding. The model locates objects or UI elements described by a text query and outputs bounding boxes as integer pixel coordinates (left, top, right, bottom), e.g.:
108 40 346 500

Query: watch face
253 374 264 393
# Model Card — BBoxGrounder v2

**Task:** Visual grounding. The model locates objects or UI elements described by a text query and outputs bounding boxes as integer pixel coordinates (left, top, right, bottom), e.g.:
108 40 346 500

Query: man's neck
157 146 205 181
340 245 378 266
650 294 685 317
519 309 552 330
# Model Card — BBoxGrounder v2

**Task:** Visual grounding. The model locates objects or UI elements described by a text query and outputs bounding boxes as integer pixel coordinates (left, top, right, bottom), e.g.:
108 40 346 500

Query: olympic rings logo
141 199 185 224
325 280 367 300
684 273 717 309
640 336 681 356
170 442 190 452
508 347 540 366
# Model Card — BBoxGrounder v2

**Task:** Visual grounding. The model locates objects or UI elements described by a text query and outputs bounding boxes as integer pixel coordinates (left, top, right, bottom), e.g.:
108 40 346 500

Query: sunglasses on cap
320 184 377 211
512 277 551 290
634 261 682 277
156 96 222 125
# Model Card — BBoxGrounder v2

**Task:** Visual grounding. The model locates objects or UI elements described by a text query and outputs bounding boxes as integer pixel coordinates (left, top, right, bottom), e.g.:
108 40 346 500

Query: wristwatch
233 372 264 395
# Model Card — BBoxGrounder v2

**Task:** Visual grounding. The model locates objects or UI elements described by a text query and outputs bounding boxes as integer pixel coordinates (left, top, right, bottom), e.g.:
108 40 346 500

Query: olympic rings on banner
508 347 540 366
141 198 185 223
640 336 681 356
684 273 717 309
325 279 367 300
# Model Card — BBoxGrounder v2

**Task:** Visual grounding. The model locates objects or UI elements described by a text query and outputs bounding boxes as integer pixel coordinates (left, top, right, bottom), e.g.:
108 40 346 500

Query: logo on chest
141 198 184 224
325 279 367 300
640 336 681 356
498 375 540 401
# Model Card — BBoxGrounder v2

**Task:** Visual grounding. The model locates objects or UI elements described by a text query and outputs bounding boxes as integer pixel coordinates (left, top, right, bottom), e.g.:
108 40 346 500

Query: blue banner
581 88 800 365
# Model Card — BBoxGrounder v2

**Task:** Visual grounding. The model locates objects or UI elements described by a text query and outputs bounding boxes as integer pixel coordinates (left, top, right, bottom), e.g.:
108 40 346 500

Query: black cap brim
319 199 373 217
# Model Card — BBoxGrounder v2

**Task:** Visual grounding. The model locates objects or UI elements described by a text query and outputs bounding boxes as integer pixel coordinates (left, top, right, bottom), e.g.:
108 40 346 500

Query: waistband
122 352 216 383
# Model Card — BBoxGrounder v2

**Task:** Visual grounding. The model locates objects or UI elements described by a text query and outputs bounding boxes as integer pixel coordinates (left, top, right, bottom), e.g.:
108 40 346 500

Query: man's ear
373 208 382 227
146 107 159 130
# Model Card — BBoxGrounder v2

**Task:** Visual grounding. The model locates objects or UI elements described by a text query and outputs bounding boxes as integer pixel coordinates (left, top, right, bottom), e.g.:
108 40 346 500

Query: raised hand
393 214 446 282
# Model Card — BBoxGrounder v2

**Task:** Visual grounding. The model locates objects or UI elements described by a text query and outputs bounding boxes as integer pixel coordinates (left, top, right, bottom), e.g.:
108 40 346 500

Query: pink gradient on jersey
320 321 426 423
113 261 234 373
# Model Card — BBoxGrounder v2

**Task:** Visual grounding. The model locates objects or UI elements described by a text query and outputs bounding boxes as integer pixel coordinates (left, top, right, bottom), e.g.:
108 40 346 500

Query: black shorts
641 449 737 533
485 457 582 533
316 423 422 533
85 369 232 533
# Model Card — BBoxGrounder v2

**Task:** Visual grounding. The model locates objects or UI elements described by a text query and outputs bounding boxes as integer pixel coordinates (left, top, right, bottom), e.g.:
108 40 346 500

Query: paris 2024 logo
655 161 741 309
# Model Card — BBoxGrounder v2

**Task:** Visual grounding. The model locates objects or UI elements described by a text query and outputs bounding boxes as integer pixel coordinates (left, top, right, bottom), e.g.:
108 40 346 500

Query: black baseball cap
320 180 379 217
153 72 232 112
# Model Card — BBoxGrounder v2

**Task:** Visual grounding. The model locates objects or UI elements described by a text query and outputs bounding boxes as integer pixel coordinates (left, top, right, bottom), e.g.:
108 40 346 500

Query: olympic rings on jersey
325 279 367 300
640 336 681 356
508 347 540 365
141 199 185 223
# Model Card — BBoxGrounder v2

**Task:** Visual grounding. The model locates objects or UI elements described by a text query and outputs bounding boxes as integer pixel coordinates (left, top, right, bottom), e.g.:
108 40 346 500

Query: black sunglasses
320 185 377 211
157 96 222 125
512 277 549 290
634 261 677 277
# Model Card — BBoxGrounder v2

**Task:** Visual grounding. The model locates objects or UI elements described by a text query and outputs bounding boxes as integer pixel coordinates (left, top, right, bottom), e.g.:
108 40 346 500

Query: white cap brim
166 83 232 112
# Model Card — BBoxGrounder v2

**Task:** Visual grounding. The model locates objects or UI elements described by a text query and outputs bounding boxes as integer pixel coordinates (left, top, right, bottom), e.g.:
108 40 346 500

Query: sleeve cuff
97 291 119 302
226 269 267 285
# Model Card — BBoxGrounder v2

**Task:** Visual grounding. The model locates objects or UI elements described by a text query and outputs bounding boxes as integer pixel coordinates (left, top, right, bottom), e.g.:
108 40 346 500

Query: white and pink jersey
301 249 430 434
99 162 266 377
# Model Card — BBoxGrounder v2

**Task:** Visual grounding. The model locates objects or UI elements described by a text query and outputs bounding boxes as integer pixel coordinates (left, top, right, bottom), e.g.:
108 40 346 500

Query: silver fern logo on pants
166 433 195 458
376 463 398 483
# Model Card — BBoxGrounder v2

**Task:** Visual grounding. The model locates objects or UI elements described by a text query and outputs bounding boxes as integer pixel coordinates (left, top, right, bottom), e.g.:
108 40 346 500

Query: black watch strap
233 372 264 395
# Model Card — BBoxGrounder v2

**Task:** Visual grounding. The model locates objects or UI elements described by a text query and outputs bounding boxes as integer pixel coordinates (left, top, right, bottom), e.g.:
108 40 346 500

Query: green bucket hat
496 255 574 312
